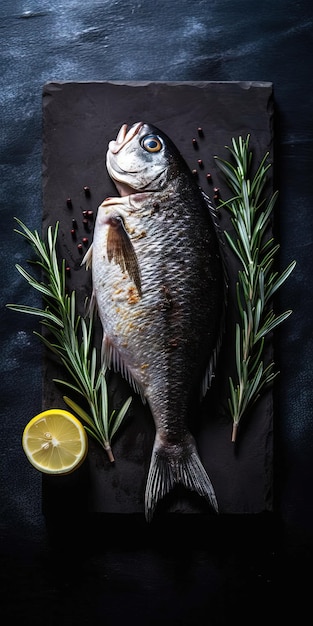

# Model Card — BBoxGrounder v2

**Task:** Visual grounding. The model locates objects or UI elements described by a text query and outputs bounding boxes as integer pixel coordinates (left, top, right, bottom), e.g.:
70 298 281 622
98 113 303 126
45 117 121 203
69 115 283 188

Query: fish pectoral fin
81 243 93 269
107 216 142 297
145 434 218 522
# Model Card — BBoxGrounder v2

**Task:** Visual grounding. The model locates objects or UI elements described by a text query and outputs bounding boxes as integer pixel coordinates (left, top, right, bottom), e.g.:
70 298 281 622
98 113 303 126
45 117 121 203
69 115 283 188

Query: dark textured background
1 1 312 623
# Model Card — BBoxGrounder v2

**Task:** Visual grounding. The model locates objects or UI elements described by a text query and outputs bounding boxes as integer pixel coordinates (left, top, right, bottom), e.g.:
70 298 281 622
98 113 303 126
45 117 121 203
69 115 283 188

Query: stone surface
42 80 274 518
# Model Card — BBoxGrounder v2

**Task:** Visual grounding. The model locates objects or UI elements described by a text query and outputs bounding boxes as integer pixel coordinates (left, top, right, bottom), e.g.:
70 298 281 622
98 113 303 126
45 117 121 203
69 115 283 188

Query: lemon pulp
22 409 88 474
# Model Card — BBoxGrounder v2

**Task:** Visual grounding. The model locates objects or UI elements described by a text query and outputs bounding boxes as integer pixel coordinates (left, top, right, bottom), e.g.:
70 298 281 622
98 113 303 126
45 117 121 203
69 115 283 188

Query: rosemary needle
215 135 296 442
7 218 132 462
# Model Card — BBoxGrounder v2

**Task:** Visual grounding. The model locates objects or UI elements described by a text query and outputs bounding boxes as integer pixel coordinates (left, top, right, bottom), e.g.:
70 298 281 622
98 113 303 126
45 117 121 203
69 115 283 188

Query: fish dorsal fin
201 337 223 399
106 215 142 297
201 190 229 398
201 190 223 241
102 335 146 403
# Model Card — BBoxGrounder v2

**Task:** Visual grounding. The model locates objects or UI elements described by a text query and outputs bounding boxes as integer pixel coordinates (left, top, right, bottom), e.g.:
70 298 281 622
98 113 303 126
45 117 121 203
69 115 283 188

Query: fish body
85 122 225 521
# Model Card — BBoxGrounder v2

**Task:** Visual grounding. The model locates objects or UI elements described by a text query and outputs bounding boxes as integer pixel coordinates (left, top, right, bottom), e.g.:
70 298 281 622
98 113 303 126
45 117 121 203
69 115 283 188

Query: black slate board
42 81 274 519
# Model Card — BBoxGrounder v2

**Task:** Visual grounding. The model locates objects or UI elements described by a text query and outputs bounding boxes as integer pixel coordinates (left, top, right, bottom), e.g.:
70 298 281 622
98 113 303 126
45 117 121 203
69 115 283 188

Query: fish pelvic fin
79 243 98 321
102 335 146 403
81 243 93 270
145 434 218 522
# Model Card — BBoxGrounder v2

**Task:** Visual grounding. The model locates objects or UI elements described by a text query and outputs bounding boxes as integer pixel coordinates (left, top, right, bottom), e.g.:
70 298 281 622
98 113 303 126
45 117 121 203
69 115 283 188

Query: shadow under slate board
41 80 274 521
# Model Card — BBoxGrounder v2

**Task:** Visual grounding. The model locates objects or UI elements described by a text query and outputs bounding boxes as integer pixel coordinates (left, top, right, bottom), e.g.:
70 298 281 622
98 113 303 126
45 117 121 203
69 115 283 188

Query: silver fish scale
92 186 223 443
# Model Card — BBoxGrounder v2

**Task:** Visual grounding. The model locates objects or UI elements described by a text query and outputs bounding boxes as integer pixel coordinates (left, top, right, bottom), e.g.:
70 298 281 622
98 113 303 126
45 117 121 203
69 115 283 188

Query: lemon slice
22 409 88 475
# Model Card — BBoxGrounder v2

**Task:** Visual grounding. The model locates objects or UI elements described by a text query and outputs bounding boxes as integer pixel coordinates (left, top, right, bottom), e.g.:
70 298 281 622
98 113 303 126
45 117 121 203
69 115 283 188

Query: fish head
106 122 186 196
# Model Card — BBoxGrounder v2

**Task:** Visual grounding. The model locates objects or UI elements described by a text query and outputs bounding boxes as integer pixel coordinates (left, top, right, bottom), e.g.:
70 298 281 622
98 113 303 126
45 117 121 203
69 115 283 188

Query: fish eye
141 134 163 153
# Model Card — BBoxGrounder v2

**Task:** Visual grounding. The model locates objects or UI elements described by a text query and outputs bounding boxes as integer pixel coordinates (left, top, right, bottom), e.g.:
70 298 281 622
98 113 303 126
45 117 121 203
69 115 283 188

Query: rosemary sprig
215 135 296 442
7 218 132 462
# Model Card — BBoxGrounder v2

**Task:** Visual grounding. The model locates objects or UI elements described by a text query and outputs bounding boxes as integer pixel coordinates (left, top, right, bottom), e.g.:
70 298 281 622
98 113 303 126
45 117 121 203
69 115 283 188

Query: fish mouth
109 121 143 155
107 122 146 196
107 121 166 196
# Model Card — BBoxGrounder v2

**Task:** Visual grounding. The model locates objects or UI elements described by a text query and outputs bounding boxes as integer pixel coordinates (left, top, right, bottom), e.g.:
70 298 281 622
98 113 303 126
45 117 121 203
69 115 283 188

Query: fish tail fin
145 434 218 522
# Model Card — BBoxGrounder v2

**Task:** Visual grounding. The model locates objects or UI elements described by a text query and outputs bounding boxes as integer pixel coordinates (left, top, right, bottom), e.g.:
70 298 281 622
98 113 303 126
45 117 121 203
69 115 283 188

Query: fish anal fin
106 215 142 297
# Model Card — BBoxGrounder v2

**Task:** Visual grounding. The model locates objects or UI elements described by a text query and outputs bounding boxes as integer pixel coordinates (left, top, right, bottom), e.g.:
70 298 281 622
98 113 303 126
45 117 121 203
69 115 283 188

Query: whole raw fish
83 122 225 521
